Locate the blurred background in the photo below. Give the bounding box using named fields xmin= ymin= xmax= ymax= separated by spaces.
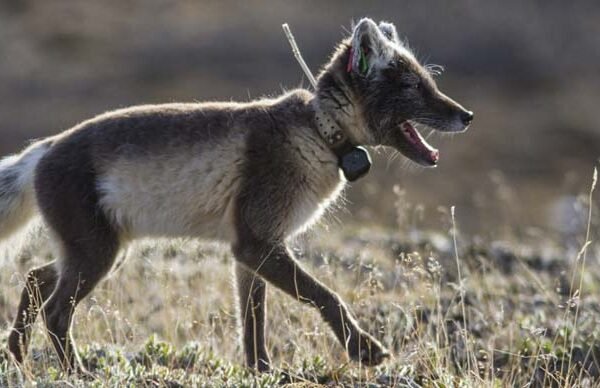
xmin=1 ymin=0 xmax=599 ymax=239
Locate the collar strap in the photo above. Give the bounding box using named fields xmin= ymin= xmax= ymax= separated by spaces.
xmin=314 ymin=107 xmax=372 ymax=182
xmin=314 ymin=108 xmax=348 ymax=150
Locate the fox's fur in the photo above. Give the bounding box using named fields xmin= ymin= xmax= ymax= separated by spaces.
xmin=2 ymin=18 xmax=472 ymax=373
xmin=0 ymin=141 xmax=50 ymax=240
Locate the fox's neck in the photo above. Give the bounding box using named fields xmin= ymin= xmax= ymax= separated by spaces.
xmin=313 ymin=47 xmax=373 ymax=147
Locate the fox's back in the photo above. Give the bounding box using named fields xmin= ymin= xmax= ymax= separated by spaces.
xmin=35 ymin=90 xmax=340 ymax=241
xmin=35 ymin=102 xmax=255 ymax=240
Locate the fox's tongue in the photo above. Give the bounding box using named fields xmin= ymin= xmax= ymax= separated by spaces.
xmin=400 ymin=121 xmax=439 ymax=164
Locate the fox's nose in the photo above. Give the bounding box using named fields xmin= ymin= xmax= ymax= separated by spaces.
xmin=460 ymin=110 xmax=474 ymax=126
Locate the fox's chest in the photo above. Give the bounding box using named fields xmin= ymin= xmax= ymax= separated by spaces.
xmin=285 ymin=174 xmax=345 ymax=237
xmin=280 ymin=136 xmax=344 ymax=237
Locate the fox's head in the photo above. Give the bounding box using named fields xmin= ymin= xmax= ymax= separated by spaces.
xmin=317 ymin=18 xmax=473 ymax=167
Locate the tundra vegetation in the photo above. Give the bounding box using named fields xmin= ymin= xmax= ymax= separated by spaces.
xmin=1 ymin=171 xmax=599 ymax=387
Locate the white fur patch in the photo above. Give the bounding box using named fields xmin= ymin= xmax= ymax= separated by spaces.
xmin=97 ymin=133 xmax=247 ymax=241
xmin=0 ymin=142 xmax=49 ymax=242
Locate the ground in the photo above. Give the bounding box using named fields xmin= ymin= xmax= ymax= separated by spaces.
xmin=1 ymin=189 xmax=599 ymax=387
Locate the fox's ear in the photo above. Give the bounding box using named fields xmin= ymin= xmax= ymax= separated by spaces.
xmin=378 ymin=21 xmax=400 ymax=44
xmin=349 ymin=18 xmax=391 ymax=75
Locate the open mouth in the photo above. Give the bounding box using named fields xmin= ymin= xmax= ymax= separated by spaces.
xmin=399 ymin=121 xmax=439 ymax=166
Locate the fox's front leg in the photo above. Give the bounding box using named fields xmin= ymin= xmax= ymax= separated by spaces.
xmin=235 ymin=262 xmax=270 ymax=371
xmin=232 ymin=237 xmax=389 ymax=366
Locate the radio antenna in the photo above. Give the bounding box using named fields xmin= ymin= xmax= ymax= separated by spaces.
xmin=282 ymin=23 xmax=318 ymax=89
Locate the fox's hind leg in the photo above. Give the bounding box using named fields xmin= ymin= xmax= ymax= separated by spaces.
xmin=41 ymin=238 xmax=118 ymax=373
xmin=235 ymin=263 xmax=270 ymax=371
xmin=37 ymin=205 xmax=119 ymax=373
xmin=32 ymin=147 xmax=120 ymax=373
xmin=8 ymin=262 xmax=58 ymax=363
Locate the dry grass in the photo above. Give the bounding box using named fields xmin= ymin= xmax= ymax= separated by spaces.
xmin=1 ymin=173 xmax=599 ymax=387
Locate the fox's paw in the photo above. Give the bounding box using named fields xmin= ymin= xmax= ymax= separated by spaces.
xmin=71 ymin=363 xmax=96 ymax=380
xmin=348 ymin=332 xmax=390 ymax=366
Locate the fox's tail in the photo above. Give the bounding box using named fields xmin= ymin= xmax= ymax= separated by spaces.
xmin=0 ymin=140 xmax=52 ymax=241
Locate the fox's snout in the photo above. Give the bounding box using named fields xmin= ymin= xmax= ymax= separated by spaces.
xmin=429 ymin=91 xmax=474 ymax=133
xmin=460 ymin=110 xmax=474 ymax=126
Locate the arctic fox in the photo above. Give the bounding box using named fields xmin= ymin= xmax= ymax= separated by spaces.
xmin=3 ymin=18 xmax=472 ymax=372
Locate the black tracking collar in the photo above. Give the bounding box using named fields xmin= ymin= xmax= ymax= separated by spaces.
xmin=337 ymin=145 xmax=371 ymax=182
xmin=314 ymin=108 xmax=372 ymax=182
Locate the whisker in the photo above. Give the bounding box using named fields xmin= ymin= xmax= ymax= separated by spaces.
xmin=386 ymin=150 xmax=400 ymax=170
xmin=425 ymin=64 xmax=445 ymax=77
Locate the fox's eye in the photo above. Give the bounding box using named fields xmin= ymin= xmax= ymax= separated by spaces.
xmin=400 ymin=81 xmax=420 ymax=90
